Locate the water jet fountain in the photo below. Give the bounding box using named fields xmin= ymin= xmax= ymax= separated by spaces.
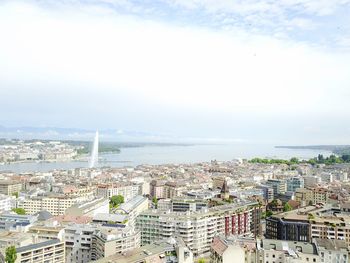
xmin=89 ymin=131 xmax=99 ymax=168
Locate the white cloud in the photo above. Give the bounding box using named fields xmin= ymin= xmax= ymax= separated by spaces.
xmin=0 ymin=1 xmax=349 ymax=116
xmin=0 ymin=1 xmax=350 ymax=144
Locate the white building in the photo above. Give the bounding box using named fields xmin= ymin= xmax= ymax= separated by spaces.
xmin=96 ymin=183 xmax=142 ymax=201
xmin=0 ymin=194 xmax=15 ymax=212
xmin=64 ymin=197 xmax=109 ymax=217
xmin=136 ymin=201 xmax=261 ymax=257
xmin=64 ymin=224 xmax=97 ymax=263
xmin=114 ymin=195 xmax=149 ymax=227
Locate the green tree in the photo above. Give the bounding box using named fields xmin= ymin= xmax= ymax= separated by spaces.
xmin=110 ymin=195 xmax=124 ymax=208
xmin=198 ymin=259 xmax=206 ymax=263
xmin=318 ymin=154 xmax=324 ymax=163
xmin=12 ymin=192 xmax=18 ymax=199
xmin=283 ymin=203 xmax=292 ymax=212
xmin=5 ymin=246 xmax=17 ymax=263
xmin=290 ymin=157 xmax=299 ymax=164
xmin=12 ymin=208 xmax=25 ymax=215
xmin=341 ymin=155 xmax=350 ymax=162
xmin=270 ymin=199 xmax=278 ymax=207
xmin=266 ymin=210 xmax=273 ymax=217
xmin=152 ymin=197 xmax=158 ymax=208
xmin=308 ymin=158 xmax=317 ymax=165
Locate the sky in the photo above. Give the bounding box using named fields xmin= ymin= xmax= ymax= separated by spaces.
xmin=0 ymin=0 xmax=350 ymax=144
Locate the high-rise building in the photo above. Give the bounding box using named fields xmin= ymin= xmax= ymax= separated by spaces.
xmin=136 ymin=201 xmax=261 ymax=257
xmin=266 ymin=179 xmax=286 ymax=198
xmin=286 ymin=177 xmax=304 ymax=192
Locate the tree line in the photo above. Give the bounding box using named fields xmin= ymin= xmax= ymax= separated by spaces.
xmin=249 ymin=154 xmax=350 ymax=166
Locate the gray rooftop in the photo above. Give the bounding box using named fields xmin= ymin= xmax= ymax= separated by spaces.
xmin=16 ymin=239 xmax=61 ymax=253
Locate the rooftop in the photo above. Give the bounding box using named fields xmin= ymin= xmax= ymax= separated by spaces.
xmin=94 ymin=242 xmax=167 ymax=263
xmin=314 ymin=238 xmax=349 ymax=251
xmin=16 ymin=239 xmax=61 ymax=253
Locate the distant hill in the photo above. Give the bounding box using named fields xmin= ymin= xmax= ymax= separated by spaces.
xmin=0 ymin=125 xmax=170 ymax=142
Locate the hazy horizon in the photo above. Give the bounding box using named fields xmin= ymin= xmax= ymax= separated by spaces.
xmin=1 ymin=0 xmax=350 ymax=145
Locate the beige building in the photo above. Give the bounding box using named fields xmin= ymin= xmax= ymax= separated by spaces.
xmin=15 ymin=239 xmax=65 ymax=263
xmin=0 ymin=180 xmax=22 ymax=196
xmin=91 ymin=227 xmax=140 ymax=260
xmin=210 ymin=236 xmax=246 ymax=263
xmin=28 ymin=224 xmax=65 ymax=242
xmin=312 ymin=188 xmax=329 ymax=204
xmin=212 ymin=176 xmax=226 ymax=190
xmin=294 ymin=188 xmax=329 ymax=206
xmin=0 ymin=231 xmax=33 ymax=256
xmin=295 ymin=188 xmax=313 ymax=206
xmin=18 ymin=194 xmax=92 ymax=216
xmin=93 ymin=237 xmax=193 ymax=263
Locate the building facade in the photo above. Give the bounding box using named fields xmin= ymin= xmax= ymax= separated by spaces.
xmin=137 ymin=201 xmax=261 ymax=257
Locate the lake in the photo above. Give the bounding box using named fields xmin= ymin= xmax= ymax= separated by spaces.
xmin=0 ymin=143 xmax=332 ymax=173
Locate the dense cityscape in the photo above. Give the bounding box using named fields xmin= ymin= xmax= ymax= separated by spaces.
xmin=1 ymin=135 xmax=350 ymax=262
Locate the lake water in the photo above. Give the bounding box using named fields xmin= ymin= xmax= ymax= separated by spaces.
xmin=0 ymin=144 xmax=332 ymax=173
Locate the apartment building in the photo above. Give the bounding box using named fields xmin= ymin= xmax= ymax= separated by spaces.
xmin=266 ymin=179 xmax=286 ymax=198
xmin=28 ymin=224 xmax=65 ymax=242
xmin=258 ymin=239 xmax=319 ymax=263
xmin=210 ymin=237 xmax=349 ymax=263
xmin=91 ymin=226 xmax=141 ymax=260
xmin=312 ymin=188 xmax=329 ymax=204
xmin=295 ymin=188 xmax=313 ymax=206
xmin=0 ymin=194 xmax=15 ymax=212
xmin=294 ymin=188 xmax=329 ymax=206
xmin=150 ymin=180 xmax=166 ymax=199
xmin=94 ymin=238 xmax=193 ymax=263
xmin=303 ymin=176 xmax=321 ymax=188
xmin=314 ymin=238 xmax=349 ymax=263
xmin=0 ymin=180 xmax=22 ymax=196
xmin=258 ymin=185 xmax=274 ymax=202
xmin=210 ymin=236 xmax=255 ymax=263
xmin=96 ymin=183 xmax=141 ymax=201
xmin=64 ymin=224 xmax=96 ymax=263
xmin=265 ymin=206 xmax=313 ymax=242
xmin=0 ymin=231 xmax=33 ymax=256
xmin=17 ymin=194 xmax=92 ymax=216
xmin=0 ymin=213 xmax=38 ymax=231
xmin=266 ymin=204 xmax=350 ymax=247
xmin=15 ymin=239 xmax=65 ymax=263
xmin=286 ymin=177 xmax=304 ymax=192
xmin=149 ymin=180 xmax=185 ymax=199
xmin=136 ymin=201 xmax=261 ymax=257
xmin=171 ymin=198 xmax=208 ymax=212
